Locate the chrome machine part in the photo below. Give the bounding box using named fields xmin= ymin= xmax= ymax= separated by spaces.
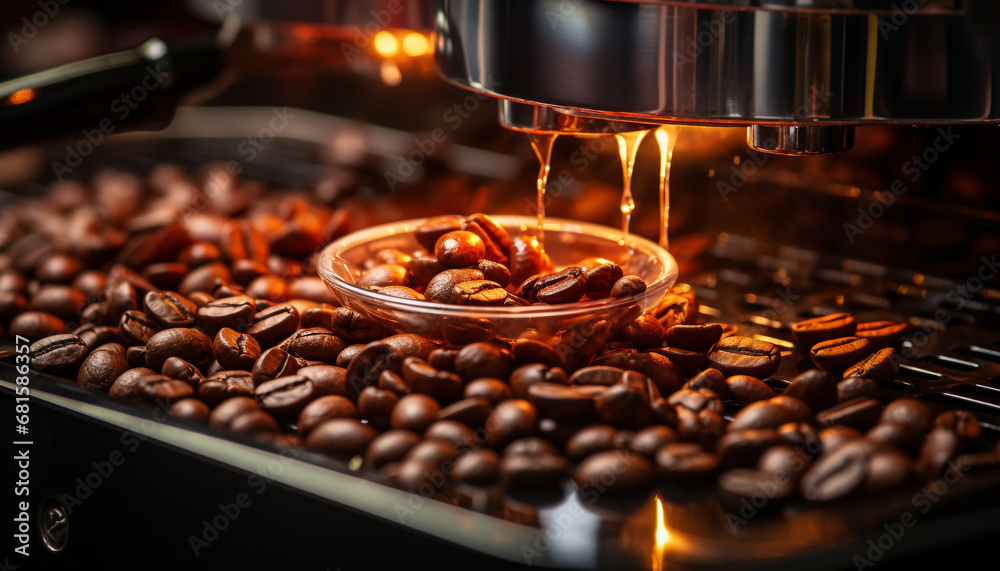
xmin=435 ymin=0 xmax=1000 ymax=154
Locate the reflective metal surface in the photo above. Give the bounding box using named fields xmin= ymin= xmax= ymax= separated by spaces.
xmin=187 ymin=0 xmax=436 ymax=30
xmin=436 ymin=0 xmax=1000 ymax=153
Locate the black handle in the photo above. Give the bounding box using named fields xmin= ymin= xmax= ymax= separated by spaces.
xmin=0 ymin=36 xmax=224 ymax=151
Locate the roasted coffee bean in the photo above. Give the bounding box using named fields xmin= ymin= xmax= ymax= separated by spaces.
xmin=415 ymin=215 xmax=463 ymax=251
xmin=372 ymin=285 xmax=425 ymax=301
xmin=72 ymin=270 xmax=107 ymax=300
xmin=610 ymin=275 xmax=647 ymax=298
xmin=511 ymin=338 xmax=562 ymax=369
xmin=214 ymin=327 xmax=262 ymax=370
xmin=509 ymin=234 xmax=552 ymax=289
xmin=651 ymin=346 xmax=706 ymax=375
xmin=251 ymin=347 xmax=301 ymax=386
xmin=934 ymin=410 xmax=982 ymax=441
xmin=75 ymin=324 xmax=119 ymax=349
xmin=222 ymin=219 xmax=269 ymax=265
xmin=336 ymin=344 xmax=365 ymax=367
xmin=707 ymin=336 xmax=781 ymax=379
xmin=0 ymin=291 xmax=28 ymax=327
xmin=452 ymin=449 xmax=500 ymax=483
xmin=279 ymin=327 xmax=345 ymax=363
xmin=358 ymin=386 xmax=400 ymax=429
xmin=675 ymin=407 xmax=725 ymax=447
xmin=29 ymin=334 xmax=88 ymax=372
xmin=188 ymin=292 xmax=215 ymax=308
xmin=855 ymin=321 xmax=907 ymax=350
xmin=390 ymin=393 xmax=442 ymax=433
xmin=208 ymin=396 xmax=262 ymax=432
xmin=473 ymin=259 xmax=511 ymax=288
xmin=504 ymin=437 xmax=558 ymax=459
xmin=143 ymin=262 xmax=189 ymax=291
xmin=139 ymin=375 xmax=195 ymax=404
xmin=425 ymin=420 xmax=477 ymax=450
xmin=449 ymin=280 xmax=507 ymax=306
xmin=198 ymin=370 xmax=255 ymax=406
xmin=584 ymin=262 xmax=624 ymax=299
xmin=378 ymin=369 xmax=412 ymax=396
xmin=576 ymin=450 xmax=653 ymax=494
xmin=843 ymin=347 xmax=898 ymax=388
xmin=595 ymin=378 xmax=653 ymax=429
xmin=462 ymin=213 xmax=512 ymax=263
xmin=464 ymin=378 xmax=512 ymax=406
xmin=837 ymin=376 xmax=883 ymax=403
xmin=168 ymin=398 xmax=211 ymax=424
xmin=866 ymin=422 xmax=924 ymax=455
xmin=298 ymin=365 xmax=350 ymax=397
xmin=757 ymin=445 xmax=812 ymax=485
xmin=229 ymin=409 xmax=281 ymax=438
xmin=718 ymin=467 xmax=795 ymax=511
xmin=178 ymin=241 xmax=223 ymax=269
xmin=145 ymin=328 xmax=213 ymax=371
xmin=815 ymin=397 xmax=882 ymax=432
xmin=486 ymin=399 xmax=538 ymax=449
xmin=526 ymin=383 xmax=599 ymax=421
xmin=77 ymin=343 xmax=129 ymax=391
xmin=329 ymin=307 xmax=385 ymax=344
xmin=777 ymin=423 xmax=822 ymax=453
xmin=570 ymin=365 xmax=625 ymax=387
xmin=916 ymin=427 xmax=963 ymax=481
xmin=364 ymin=430 xmax=422 ymax=468
xmin=9 ymin=311 xmax=66 ymax=341
xmin=629 ymin=425 xmax=677 ymax=458
xmin=35 ymin=254 xmax=83 ymax=284
xmin=424 ymin=269 xmax=484 ymax=303
xmin=510 ymin=363 xmax=565 ymax=398
xmin=256 ymin=375 xmax=315 ymax=419
xmin=197 ymin=295 xmax=256 ymax=331
xmin=880 ymin=398 xmax=933 ymax=436
xmin=454 ymin=342 xmax=515 ymax=381
xmin=667 ymin=388 xmax=724 ymax=414
xmin=306 ymin=418 xmax=377 ymax=461
xmin=810 ymin=336 xmax=872 ymax=374
xmin=681 ymin=368 xmax=724 ymax=399
xmin=499 ymin=452 xmax=566 ymax=487
xmin=358 ymin=263 xmax=415 ymax=289
xmin=297 ymin=395 xmax=358 ymax=436
xmin=30 ymin=285 xmax=87 ymax=321
xmin=729 ymin=397 xmax=813 ymax=431
xmin=108 ymin=367 xmax=156 ymax=400
xmin=782 ymin=369 xmax=838 ymax=412
xmin=663 ymin=323 xmax=724 ymax=353
xmin=791 ymin=313 xmax=856 ymax=348
xmin=118 ymin=310 xmax=158 ymax=346
xmin=179 ymin=262 xmax=232 ymax=296
xmin=411 ymin=253 xmax=447 ymax=285
xmin=127 ymin=345 xmax=147 ymax=368
xmin=655 ymin=442 xmax=720 ymax=483
xmin=436 ymin=397 xmax=491 ymax=427
xmin=800 ymin=439 xmax=884 ymax=501
xmin=612 ymin=314 xmax=665 ymax=348
xmin=528 ymin=267 xmax=588 ymax=304
xmin=434 ymin=230 xmax=485 ymax=268
xmin=716 ymin=428 xmax=785 ymax=468
xmin=245 ymin=275 xmax=288 ymax=303
xmin=565 ymin=425 xmax=620 ymax=461
xmin=401 ymin=357 xmax=463 ymax=403
xmin=862 ymin=447 xmax=912 ymax=494
xmin=441 ymin=318 xmax=495 ymax=345
xmin=345 ymin=342 xmax=404 ymax=398
xmin=405 ymin=438 xmax=458 ymax=468
xmin=819 ymin=426 xmax=864 ymax=455
xmin=246 ymin=304 xmax=299 ymax=348
xmin=161 ymin=356 xmax=204 ymax=387
xmin=724 ymin=375 xmax=775 ymax=405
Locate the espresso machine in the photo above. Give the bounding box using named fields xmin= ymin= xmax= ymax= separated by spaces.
xmin=2 ymin=1 xmax=1000 ymax=570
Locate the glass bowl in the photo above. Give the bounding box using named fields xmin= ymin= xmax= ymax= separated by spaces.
xmin=317 ymin=215 xmax=678 ymax=342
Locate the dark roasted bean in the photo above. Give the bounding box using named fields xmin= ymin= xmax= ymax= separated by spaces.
xmin=716 ymin=428 xmax=785 ymax=468
xmin=358 ymin=386 xmax=400 ymax=429
xmin=246 ymin=304 xmax=299 ymax=348
xmin=575 ymin=450 xmax=653 ymax=494
xmin=214 ymin=327 xmax=262 ymax=370
xmin=179 ymin=262 xmax=232 ymax=297
xmin=815 ymin=397 xmax=882 ymax=432
xmin=791 ymin=313 xmax=856 ymax=348
xmin=118 ymin=310 xmax=158 ymax=347
xmin=455 ymin=342 xmax=515 ymax=381
xmin=452 ymin=449 xmax=500 ymax=483
xmin=255 ymin=375 xmax=315 ymax=419
xmin=126 ymin=345 xmax=147 ymax=368
xmin=500 ymin=452 xmax=566 ymax=487
xmin=610 ymin=275 xmax=647 ymax=298
xmin=707 ymin=336 xmax=781 ymax=379
xmin=78 ymin=342 xmax=129 ymax=391
xmin=330 ymin=307 xmax=386 ymax=344
xmin=197 ymin=295 xmax=256 ymax=331
xmin=782 ymin=369 xmax=838 ymax=412
xmin=109 ymin=367 xmax=156 ymax=400
xmin=139 ymin=375 xmax=195 ymax=405
xmin=462 ymin=213 xmax=512 ymax=264
xmin=298 ymin=365 xmax=350 ymax=398
xmin=473 ymin=259 xmax=511 ymax=288
xmin=509 ymin=234 xmax=551 ymax=289
xmin=358 ymin=264 xmax=413 ymax=289
xmin=655 ymin=442 xmax=720 ymax=483
xmin=663 ymin=323 xmax=723 ymax=352
xmin=297 ymin=395 xmax=358 ymax=436
xmin=415 ymin=215 xmax=463 ymax=251
xmin=565 ymin=424 xmax=619 ymax=461
xmin=222 ymin=219 xmax=269 ymax=265
xmin=208 ymin=396 xmax=262 ymax=432
xmin=612 ymin=314 xmax=665 ymax=348
xmin=198 ymin=370 xmax=255 ymax=406
xmin=364 ymin=430 xmax=422 ymax=468
xmin=810 ymin=336 xmax=873 ymax=374
xmin=843 ymin=347 xmax=898 ymax=388
xmin=251 ymin=347 xmax=301 ymax=386
xmin=424 ymin=269 xmax=484 ymax=304
xmin=451 ymin=280 xmax=508 ymax=306
xmin=29 ymin=334 xmax=88 ymax=372
xmin=584 ymin=262 xmax=624 ymax=299
xmin=9 ymin=311 xmax=66 ymax=341
xmin=279 ymin=327 xmax=346 ymax=364
xmin=306 ymin=418 xmax=377 ymax=461
xmin=145 ymin=328 xmax=213 ymax=371
xmin=390 ymin=393 xmax=442 ymax=433
xmin=724 ymin=375 xmax=774 ymax=405
xmin=401 ymin=357 xmax=463 ymax=403
xmin=933 ymin=410 xmax=982 ymax=441
xmin=168 ymin=398 xmax=211 ymax=424
xmin=486 ymin=399 xmax=538 ymax=449
xmin=837 ymin=376 xmax=883 ymax=403
xmin=855 ymin=321 xmax=907 ymax=350
xmin=161 ymin=356 xmax=204 ymax=387
xmin=464 ymin=378 xmax=512 ymax=406
xmin=378 ymin=369 xmax=412 ymax=396
xmin=30 ymin=285 xmax=87 ymax=321
xmin=345 ymin=342 xmax=404 ymax=398
xmin=372 ymin=285 xmax=425 ymax=301
xmin=729 ymin=397 xmax=813 ymax=431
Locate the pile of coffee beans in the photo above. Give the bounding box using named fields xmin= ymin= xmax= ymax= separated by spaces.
xmin=356 ymin=213 xmax=648 ymax=306
xmin=2 ymin=167 xmax=998 ymax=512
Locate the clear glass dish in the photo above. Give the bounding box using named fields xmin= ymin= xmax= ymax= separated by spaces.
xmin=317 ymin=215 xmax=678 ymax=342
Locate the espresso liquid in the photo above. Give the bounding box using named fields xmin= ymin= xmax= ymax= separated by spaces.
xmin=528 ymin=132 xmax=558 ymax=249
xmin=614 ymin=130 xmax=650 ymax=247
xmin=654 ymin=125 xmax=680 ymax=251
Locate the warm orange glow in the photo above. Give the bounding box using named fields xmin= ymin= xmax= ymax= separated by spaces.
xmin=8 ymin=89 xmax=35 ymax=105
xmin=402 ymin=32 xmax=430 ymax=57
xmin=653 ymin=497 xmax=669 ymax=571
xmin=373 ymin=31 xmax=399 ymax=56
xmin=379 ymin=61 xmax=402 ymax=86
